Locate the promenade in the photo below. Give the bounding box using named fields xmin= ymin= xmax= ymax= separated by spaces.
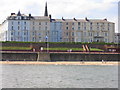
xmin=0 ymin=61 xmax=119 ymax=65
xmin=1 ymin=50 xmax=119 ymax=54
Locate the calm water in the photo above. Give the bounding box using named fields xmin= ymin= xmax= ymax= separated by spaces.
xmin=1 ymin=64 xmax=118 ymax=88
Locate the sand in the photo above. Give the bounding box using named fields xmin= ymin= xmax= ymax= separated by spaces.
xmin=0 ymin=61 xmax=119 ymax=65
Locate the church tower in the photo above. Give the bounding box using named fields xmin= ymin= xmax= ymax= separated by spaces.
xmin=44 ymin=2 xmax=48 ymax=16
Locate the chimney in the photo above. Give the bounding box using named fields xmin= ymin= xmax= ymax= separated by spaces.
xmin=85 ymin=17 xmax=89 ymax=21
xmin=73 ymin=18 xmax=77 ymax=21
xmin=62 ymin=17 xmax=65 ymax=21
xmin=11 ymin=13 xmax=15 ymax=15
xmin=104 ymin=18 xmax=107 ymax=21
xmin=29 ymin=14 xmax=31 ymax=17
xmin=49 ymin=14 xmax=52 ymax=22
xmin=49 ymin=14 xmax=52 ymax=19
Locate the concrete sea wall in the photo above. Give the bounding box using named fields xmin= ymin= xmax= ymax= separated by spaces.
xmin=50 ymin=53 xmax=119 ymax=61
xmin=2 ymin=53 xmax=38 ymax=61
xmin=1 ymin=52 xmax=119 ymax=61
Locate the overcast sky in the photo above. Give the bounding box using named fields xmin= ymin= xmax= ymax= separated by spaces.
xmin=0 ymin=0 xmax=119 ymax=32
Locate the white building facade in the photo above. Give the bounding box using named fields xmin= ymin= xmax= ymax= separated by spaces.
xmin=0 ymin=3 xmax=115 ymax=43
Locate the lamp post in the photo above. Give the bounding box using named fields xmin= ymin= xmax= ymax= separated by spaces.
xmin=46 ymin=36 xmax=49 ymax=53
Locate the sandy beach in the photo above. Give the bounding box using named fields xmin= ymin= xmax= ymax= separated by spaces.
xmin=0 ymin=61 xmax=119 ymax=65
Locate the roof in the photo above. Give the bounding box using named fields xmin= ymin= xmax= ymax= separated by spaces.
xmin=51 ymin=18 xmax=114 ymax=23
xmin=33 ymin=16 xmax=50 ymax=20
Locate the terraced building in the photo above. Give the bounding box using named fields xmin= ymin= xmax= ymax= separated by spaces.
xmin=0 ymin=2 xmax=115 ymax=43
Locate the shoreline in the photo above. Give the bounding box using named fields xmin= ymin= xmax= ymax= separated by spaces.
xmin=0 ymin=61 xmax=119 ymax=65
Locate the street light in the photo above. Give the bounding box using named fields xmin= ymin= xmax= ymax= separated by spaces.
xmin=45 ymin=36 xmax=49 ymax=53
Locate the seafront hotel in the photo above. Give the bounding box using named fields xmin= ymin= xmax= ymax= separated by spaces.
xmin=0 ymin=2 xmax=115 ymax=43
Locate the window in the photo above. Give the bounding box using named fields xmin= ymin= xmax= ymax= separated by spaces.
xmin=24 ymin=37 xmax=26 ymax=41
xmin=32 ymin=37 xmax=35 ymax=41
xmin=90 ymin=22 xmax=92 ymax=25
xmin=78 ymin=27 xmax=80 ymax=30
xmin=66 ymin=32 xmax=68 ymax=36
xmin=89 ymin=32 xmax=90 ymax=36
xmin=45 ymin=22 xmax=47 ymax=25
xmin=11 ymin=32 xmax=13 ymax=35
xmin=24 ymin=22 xmax=26 ymax=25
xmin=11 ymin=26 xmax=14 ymax=30
xmin=72 ymin=32 xmax=74 ymax=36
xmin=46 ymin=32 xmax=48 ymax=35
xmin=33 ymin=22 xmax=34 ymax=25
xmin=39 ymin=37 xmax=41 ymax=39
xmin=77 ymin=32 xmax=81 ymax=36
xmin=72 ymin=27 xmax=74 ymax=30
xmin=97 ymin=27 xmax=99 ymax=30
xmin=24 ymin=26 xmax=26 ymax=30
xmin=66 ymin=22 xmax=68 ymax=25
xmin=84 ymin=22 xmax=86 ymax=25
xmin=105 ymin=39 xmax=107 ymax=42
xmin=18 ymin=26 xmax=20 ymax=30
xmin=84 ymin=27 xmax=86 ymax=30
xmin=66 ymin=27 xmax=68 ymax=30
xmin=33 ymin=27 xmax=35 ymax=30
xmin=39 ymin=22 xmax=41 ymax=25
xmin=39 ymin=27 xmax=41 ymax=30
xmin=11 ymin=37 xmax=13 ymax=41
xmin=84 ymin=32 xmax=86 ymax=36
xmin=12 ymin=22 xmax=14 ymax=25
xmin=90 ymin=33 xmax=92 ymax=36
xmin=78 ymin=22 xmax=80 ymax=25
xmin=18 ymin=32 xmax=19 ymax=35
xmin=97 ymin=32 xmax=99 ymax=36
xmin=39 ymin=33 xmax=41 ymax=35
xmin=24 ymin=32 xmax=26 ymax=35
xmin=72 ymin=38 xmax=74 ymax=41
xmin=72 ymin=23 xmax=74 ymax=25
xmin=105 ymin=32 xmax=108 ymax=36
xmin=18 ymin=22 xmax=20 ymax=25
xmin=90 ymin=27 xmax=92 ymax=30
xmin=45 ymin=27 xmax=47 ymax=30
xmin=33 ymin=32 xmax=35 ymax=35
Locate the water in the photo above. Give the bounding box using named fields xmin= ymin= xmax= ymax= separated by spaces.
xmin=1 ymin=64 xmax=118 ymax=88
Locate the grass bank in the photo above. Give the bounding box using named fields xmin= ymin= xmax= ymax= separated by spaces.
xmin=0 ymin=46 xmax=104 ymax=51
xmin=0 ymin=47 xmax=32 ymax=50
xmin=44 ymin=47 xmax=104 ymax=51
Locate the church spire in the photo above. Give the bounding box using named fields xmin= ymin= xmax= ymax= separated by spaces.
xmin=44 ymin=2 xmax=48 ymax=16
xmin=17 ymin=10 xmax=21 ymax=16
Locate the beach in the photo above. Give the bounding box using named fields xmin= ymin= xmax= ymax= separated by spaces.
xmin=0 ymin=61 xmax=119 ymax=65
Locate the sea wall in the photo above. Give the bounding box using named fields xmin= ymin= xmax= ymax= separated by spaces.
xmin=1 ymin=52 xmax=119 ymax=61
xmin=50 ymin=53 xmax=119 ymax=61
xmin=2 ymin=52 xmax=38 ymax=61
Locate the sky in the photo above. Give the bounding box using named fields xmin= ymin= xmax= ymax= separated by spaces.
xmin=0 ymin=0 xmax=119 ymax=32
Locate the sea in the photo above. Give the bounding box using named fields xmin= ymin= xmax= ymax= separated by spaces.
xmin=0 ymin=64 xmax=118 ymax=88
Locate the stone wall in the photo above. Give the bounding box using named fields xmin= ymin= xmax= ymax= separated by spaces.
xmin=2 ymin=53 xmax=38 ymax=61
xmin=1 ymin=52 xmax=119 ymax=61
xmin=50 ymin=53 xmax=119 ymax=61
